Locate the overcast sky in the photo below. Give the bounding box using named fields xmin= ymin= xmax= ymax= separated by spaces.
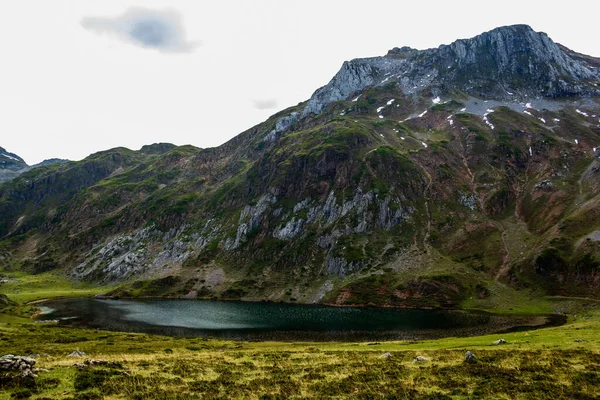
xmin=1 ymin=1 xmax=599 ymax=164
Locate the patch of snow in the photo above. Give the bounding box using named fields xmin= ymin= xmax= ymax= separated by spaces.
xmin=507 ymin=91 xmax=514 ymax=95
xmin=449 ymin=119 xmax=454 ymax=126
xmin=524 ymin=110 xmax=533 ymax=116
xmin=539 ymin=118 xmax=546 ymax=123
xmin=400 ymin=137 xmax=405 ymax=140
xmin=380 ymin=134 xmax=384 ymax=137
xmin=460 ymin=108 xmax=466 ymax=112
xmin=386 ymin=99 xmax=395 ymax=106
xmin=553 ymin=118 xmax=561 ymax=122
xmin=421 ymin=142 xmax=428 ymax=148
xmin=339 ymin=112 xmax=345 ymax=116
xmin=594 ymin=147 xmax=597 ymax=152
xmin=432 ymin=97 xmax=441 ymax=104
xmin=352 ymin=95 xmax=361 ymax=102
xmin=526 ymin=102 xmax=533 ymax=109
xmin=575 ymin=139 xmax=579 ymax=145
xmin=378 ymin=115 xmax=384 ymax=119
xmin=529 ymin=146 xmax=533 ymax=156
xmin=483 ymin=109 xmax=495 ymax=130
xmin=380 ymin=77 xmax=390 ymax=84
xmin=377 ymin=106 xmax=385 ymax=113
xmin=418 ymin=110 xmax=428 ymax=118
xmin=576 ymin=109 xmax=589 ymax=117
xmin=1 ymin=153 xmax=19 ymax=161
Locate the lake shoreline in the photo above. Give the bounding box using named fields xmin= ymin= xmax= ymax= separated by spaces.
xmin=32 ymin=297 xmax=566 ymax=342
xmin=28 ymin=293 xmax=561 ymax=317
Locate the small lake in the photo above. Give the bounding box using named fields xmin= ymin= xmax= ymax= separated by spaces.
xmin=36 ymin=298 xmax=559 ymax=341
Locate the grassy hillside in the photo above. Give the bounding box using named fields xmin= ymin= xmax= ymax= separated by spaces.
xmin=0 ymin=87 xmax=599 ymax=309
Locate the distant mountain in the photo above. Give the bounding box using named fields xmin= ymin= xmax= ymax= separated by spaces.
xmin=0 ymin=26 xmax=599 ymax=310
xmin=0 ymin=147 xmax=27 ymax=182
xmin=0 ymin=147 xmax=69 ymax=183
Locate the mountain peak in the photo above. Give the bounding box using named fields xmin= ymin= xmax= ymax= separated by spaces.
xmin=0 ymin=146 xmax=28 ymax=183
xmin=302 ymin=25 xmax=600 ymax=117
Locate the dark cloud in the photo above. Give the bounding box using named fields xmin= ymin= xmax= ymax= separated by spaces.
xmin=82 ymin=7 xmax=199 ymax=53
xmin=252 ymin=99 xmax=279 ymax=110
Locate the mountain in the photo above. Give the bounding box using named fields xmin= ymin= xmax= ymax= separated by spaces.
xmin=0 ymin=147 xmax=69 ymax=183
xmin=0 ymin=147 xmax=27 ymax=183
xmin=1 ymin=25 xmax=599 ymax=309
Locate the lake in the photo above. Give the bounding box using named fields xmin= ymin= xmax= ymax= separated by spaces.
xmin=36 ymin=298 xmax=559 ymax=341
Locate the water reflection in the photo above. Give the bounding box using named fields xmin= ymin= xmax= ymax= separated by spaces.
xmin=37 ymin=298 xmax=551 ymax=341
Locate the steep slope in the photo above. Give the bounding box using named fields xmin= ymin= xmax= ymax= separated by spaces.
xmin=1 ymin=25 xmax=599 ymax=309
xmin=0 ymin=147 xmax=27 ymax=183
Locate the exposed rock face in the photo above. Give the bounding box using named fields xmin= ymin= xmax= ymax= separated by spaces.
xmin=431 ymin=25 xmax=599 ymax=98
xmin=224 ymin=194 xmax=277 ymax=250
xmin=264 ymin=112 xmax=300 ymax=142
xmin=72 ymin=226 xmax=193 ymax=283
xmin=458 ymin=191 xmax=478 ymax=211
xmin=300 ymin=24 xmax=600 ymax=119
xmin=303 ymin=59 xmax=393 ymax=117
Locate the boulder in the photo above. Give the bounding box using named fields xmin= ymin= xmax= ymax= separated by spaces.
xmin=379 ymin=352 xmax=392 ymax=359
xmin=67 ymin=350 xmax=87 ymax=357
xmin=413 ymin=356 xmax=429 ymax=363
xmin=0 ymin=354 xmax=39 ymax=378
xmin=465 ymin=351 xmax=478 ymax=363
xmin=492 ymin=339 xmax=507 ymax=345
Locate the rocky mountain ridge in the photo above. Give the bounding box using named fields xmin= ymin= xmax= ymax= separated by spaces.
xmin=301 ymin=25 xmax=600 ymax=118
xmin=0 ymin=147 xmax=68 ymax=183
xmin=0 ymin=25 xmax=599 ymax=310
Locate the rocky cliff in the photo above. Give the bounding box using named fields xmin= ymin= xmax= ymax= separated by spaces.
xmin=1 ymin=25 xmax=599 ymax=309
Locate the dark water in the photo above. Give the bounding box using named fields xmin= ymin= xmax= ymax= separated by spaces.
xmin=36 ymin=298 xmax=557 ymax=341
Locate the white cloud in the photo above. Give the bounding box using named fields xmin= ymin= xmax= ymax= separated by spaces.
xmin=81 ymin=7 xmax=199 ymax=53
xmin=252 ymin=99 xmax=279 ymax=110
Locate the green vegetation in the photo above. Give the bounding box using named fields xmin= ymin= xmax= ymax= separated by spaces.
xmin=1 ymin=298 xmax=600 ymax=399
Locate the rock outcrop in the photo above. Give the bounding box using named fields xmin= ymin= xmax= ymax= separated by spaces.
xmin=0 ymin=355 xmax=41 ymax=378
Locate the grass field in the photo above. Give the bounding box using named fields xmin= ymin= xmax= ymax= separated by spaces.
xmin=1 ymin=273 xmax=600 ymax=399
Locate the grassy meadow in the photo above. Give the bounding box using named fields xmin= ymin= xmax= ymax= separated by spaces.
xmin=1 ymin=272 xmax=600 ymax=399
